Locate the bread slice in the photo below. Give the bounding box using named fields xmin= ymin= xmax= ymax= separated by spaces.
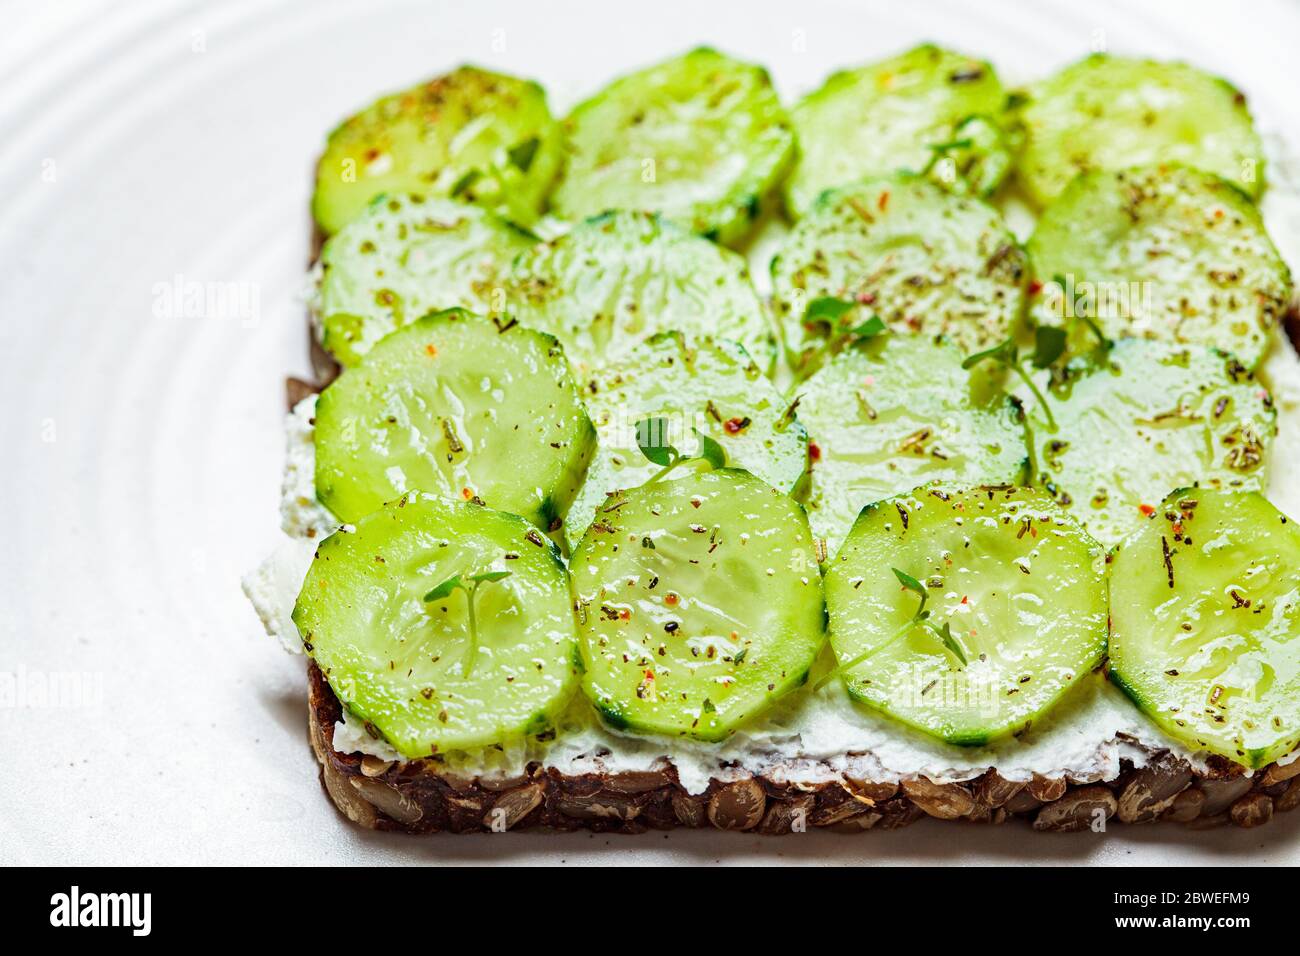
xmin=295 ymin=229 xmax=1300 ymax=835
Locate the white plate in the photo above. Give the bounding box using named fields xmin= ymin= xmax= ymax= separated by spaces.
xmin=3 ymin=0 xmax=1298 ymax=865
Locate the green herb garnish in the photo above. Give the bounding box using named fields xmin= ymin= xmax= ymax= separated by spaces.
xmin=887 ymin=568 xmax=969 ymax=666
xmin=814 ymin=566 xmax=969 ymax=691
xmin=507 ymin=137 xmax=541 ymax=173
xmin=1049 ymin=273 xmax=1115 ymax=361
xmin=805 ymin=295 xmax=855 ymax=327
xmin=449 ymin=168 xmax=482 ymax=198
xmin=635 ymin=416 xmax=727 ymax=482
xmin=800 ymin=297 xmax=889 ymax=370
xmin=804 ymin=297 xmax=889 ymax=344
xmin=423 ymin=568 xmax=513 ymax=678
xmin=962 ymin=327 xmax=1065 ymax=430
xmin=920 ymin=137 xmax=974 ymax=176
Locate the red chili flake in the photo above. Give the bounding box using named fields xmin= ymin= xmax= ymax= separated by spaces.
xmin=856 ymin=291 xmax=877 ymax=305
xmin=461 ymin=487 xmax=473 ymax=500
xmin=877 ymin=190 xmax=890 ymax=212
xmin=665 ymin=593 xmax=679 ymax=606
xmin=809 ymin=442 xmax=822 ymax=462
xmin=1173 ymin=520 xmax=1184 ymax=536
xmin=1027 ymin=280 xmax=1043 ymax=295
xmin=1139 ymin=503 xmax=1156 ymax=517
xmin=619 ymin=608 xmax=631 ymax=621
xmin=424 ymin=344 xmax=438 ymax=357
xmin=723 ymin=416 xmax=750 ymax=435
xmin=960 ymin=595 xmax=969 ymax=605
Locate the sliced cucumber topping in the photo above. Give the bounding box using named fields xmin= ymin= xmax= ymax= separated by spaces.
xmin=312 ymin=66 xmax=563 ymax=234
xmin=571 ymin=468 xmax=825 ymax=741
xmin=771 ymin=176 xmax=1027 ymax=376
xmin=568 ymin=333 xmax=808 ymax=549
xmin=824 ymin=485 xmax=1108 ymax=746
xmin=1015 ymin=54 xmax=1266 ymax=208
xmin=1027 ymin=165 xmax=1291 ymax=369
xmin=1109 ymin=490 xmax=1300 ymax=769
xmin=293 ymin=493 xmax=580 ymax=757
xmin=798 ymin=335 xmax=1029 ymax=552
xmin=551 ymin=47 xmax=794 ymax=246
xmin=504 ymin=211 xmax=775 ymax=377
xmin=314 ymin=309 xmax=595 ymax=529
xmin=785 ymin=44 xmax=1011 ymax=216
xmin=1033 ymin=339 xmax=1276 ymax=547
xmin=314 ymin=195 xmax=537 ymax=366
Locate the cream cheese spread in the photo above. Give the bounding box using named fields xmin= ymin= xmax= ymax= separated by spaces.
xmin=279 ymin=395 xmax=337 ymax=540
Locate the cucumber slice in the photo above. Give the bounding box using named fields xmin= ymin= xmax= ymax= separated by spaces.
xmin=1109 ymin=489 xmax=1300 ymax=768
xmin=314 ymin=195 xmax=537 ymax=366
xmin=824 ymin=485 xmax=1108 ymax=746
xmin=771 ymin=176 xmax=1028 ymax=375
xmin=785 ymin=44 xmax=1011 ymax=217
xmin=798 ymin=334 xmax=1029 ymax=553
xmin=504 ymin=211 xmax=775 ymax=377
xmin=312 ymin=66 xmax=563 ymax=234
xmin=314 ymin=309 xmax=596 ymax=529
xmin=1027 ymin=165 xmax=1291 ymax=369
xmin=293 ymin=493 xmax=580 ymax=756
xmin=571 ymin=468 xmax=825 ymax=741
xmin=1033 ymin=339 xmax=1276 ymax=547
xmin=1015 ymin=54 xmax=1266 ymax=208
xmin=567 ymin=333 xmax=808 ymax=550
xmin=551 ymin=47 xmax=794 ymax=246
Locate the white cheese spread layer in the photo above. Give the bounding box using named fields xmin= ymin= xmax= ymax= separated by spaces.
xmin=279 ymin=395 xmax=337 ymax=540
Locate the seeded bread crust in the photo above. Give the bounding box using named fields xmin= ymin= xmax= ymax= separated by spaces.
xmin=307 ymin=661 xmax=1300 ymax=834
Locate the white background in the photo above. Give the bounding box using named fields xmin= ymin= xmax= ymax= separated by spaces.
xmin=2 ymin=0 xmax=1298 ymax=865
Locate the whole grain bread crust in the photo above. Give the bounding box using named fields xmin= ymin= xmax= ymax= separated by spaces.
xmin=307 ymin=662 xmax=1300 ymax=834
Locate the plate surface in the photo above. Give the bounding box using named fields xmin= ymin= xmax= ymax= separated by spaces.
xmin=3 ymin=0 xmax=1299 ymax=865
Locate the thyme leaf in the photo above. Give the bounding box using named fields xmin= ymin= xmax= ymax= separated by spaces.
xmin=507 ymin=136 xmax=540 ymax=172
xmin=814 ymin=566 xmax=969 ymax=691
xmin=962 ymin=335 xmax=1059 ymax=432
xmin=804 ymin=295 xmax=855 ymax=327
xmin=1049 ymin=273 xmax=1115 ymax=360
xmin=634 ymin=417 xmax=728 ymax=482
xmin=1030 ymin=325 xmax=1068 ymax=370
xmin=422 ymin=568 xmax=514 ymax=677
xmin=423 ymin=575 xmax=463 ymax=603
xmin=800 ymin=297 xmax=889 ymax=371
xmin=635 ymin=416 xmax=678 ymax=466
xmin=695 ymin=431 xmax=727 ymax=470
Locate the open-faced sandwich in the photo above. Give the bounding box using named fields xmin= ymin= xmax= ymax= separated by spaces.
xmin=245 ymin=45 xmax=1300 ymax=834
